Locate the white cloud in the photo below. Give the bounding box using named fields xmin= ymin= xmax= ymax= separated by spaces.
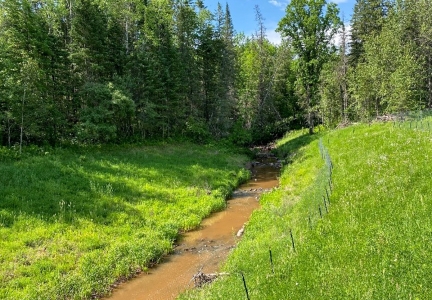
xmin=268 ymin=0 xmax=288 ymax=10
xmin=267 ymin=22 xmax=351 ymax=47
xmin=270 ymin=0 xmax=348 ymax=7
xmin=332 ymin=23 xmax=351 ymax=48
xmin=267 ymin=27 xmax=282 ymax=45
xmin=269 ymin=0 xmax=284 ymax=7
xmin=266 ymin=22 xmax=351 ymax=47
xmin=244 ymin=23 xmax=282 ymax=45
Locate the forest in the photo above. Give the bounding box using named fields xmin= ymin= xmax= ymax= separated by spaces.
xmin=1 ymin=1 xmax=432 ymax=299
xmin=1 ymin=0 xmax=430 ymax=148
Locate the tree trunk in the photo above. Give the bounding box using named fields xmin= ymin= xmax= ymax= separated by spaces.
xmin=339 ymin=20 xmax=349 ymax=123
xmin=428 ymin=54 xmax=432 ymax=107
xmin=307 ymin=85 xmax=314 ymax=134
xmin=20 ymin=88 xmax=26 ymax=155
xmin=308 ymin=110 xmax=314 ymax=134
xmin=7 ymin=118 xmax=11 ymax=148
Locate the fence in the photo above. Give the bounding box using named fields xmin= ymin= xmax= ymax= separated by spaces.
xmin=238 ymin=137 xmax=334 ymax=299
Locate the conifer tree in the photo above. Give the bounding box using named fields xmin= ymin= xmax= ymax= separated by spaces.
xmin=350 ymin=9 xmax=420 ymax=118
xmin=173 ymin=0 xmax=200 ymax=124
xmin=0 ymin=0 xmax=69 ymax=146
xmin=349 ymin=0 xmax=390 ymax=66
xmin=399 ymin=0 xmax=432 ymax=107
xmin=320 ymin=21 xmax=350 ymax=126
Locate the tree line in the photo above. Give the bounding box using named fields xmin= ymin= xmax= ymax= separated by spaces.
xmin=0 ymin=0 xmax=298 ymax=147
xmin=278 ymin=0 xmax=432 ymax=133
xmin=1 ymin=0 xmax=431 ymax=148
xmin=320 ymin=0 xmax=432 ymax=128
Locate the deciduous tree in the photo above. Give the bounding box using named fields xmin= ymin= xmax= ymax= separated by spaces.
xmin=278 ymin=0 xmax=341 ymax=134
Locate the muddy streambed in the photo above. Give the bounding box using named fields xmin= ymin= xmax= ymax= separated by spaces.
xmin=108 ymin=154 xmax=281 ymax=300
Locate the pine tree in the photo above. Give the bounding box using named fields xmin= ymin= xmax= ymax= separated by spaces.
xmin=399 ymin=0 xmax=432 ymax=107
xmin=134 ymin=0 xmax=183 ymax=139
xmin=173 ymin=0 xmax=200 ymax=125
xmin=350 ymin=10 xmax=421 ymax=118
xmin=0 ymin=0 xmax=70 ymax=146
xmin=211 ymin=2 xmax=237 ymax=137
xmin=320 ymin=21 xmax=350 ymax=126
xmin=349 ymin=0 xmax=390 ymax=66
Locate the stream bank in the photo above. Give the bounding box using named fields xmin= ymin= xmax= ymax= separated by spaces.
xmin=107 ymin=152 xmax=281 ymax=300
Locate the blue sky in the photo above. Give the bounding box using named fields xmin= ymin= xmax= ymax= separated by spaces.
xmin=204 ymin=0 xmax=356 ymax=44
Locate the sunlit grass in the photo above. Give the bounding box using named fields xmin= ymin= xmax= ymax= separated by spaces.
xmin=0 ymin=143 xmax=249 ymax=299
xmin=180 ymin=123 xmax=432 ymax=299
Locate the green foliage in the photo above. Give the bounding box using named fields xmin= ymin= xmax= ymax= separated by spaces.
xmin=180 ymin=123 xmax=432 ymax=299
xmin=2 ymin=0 xmax=432 ymax=146
xmin=74 ymin=82 xmax=135 ymax=144
xmin=320 ymin=21 xmax=350 ymax=128
xmin=0 ymin=143 xmax=249 ymax=299
xmin=349 ymin=0 xmax=390 ymax=66
xmin=278 ymin=0 xmax=341 ymax=133
xmin=110 ymin=84 xmax=136 ymax=136
xmin=350 ymin=9 xmax=423 ymax=119
xmin=320 ymin=57 xmax=344 ymax=126
xmin=227 ymin=119 xmax=252 ymax=147
xmin=235 ymin=18 xmax=298 ymax=144
xmin=184 ymin=118 xmax=211 ymax=143
xmin=76 ymin=82 xmax=125 ymax=143
xmin=0 ymin=0 xmax=244 ymax=145
xmin=397 ymin=0 xmax=432 ymax=107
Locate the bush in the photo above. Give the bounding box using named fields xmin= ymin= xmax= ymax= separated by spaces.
xmin=228 ymin=120 xmax=252 ymax=147
xmin=184 ymin=118 xmax=211 ymax=143
xmin=75 ymin=82 xmax=135 ymax=144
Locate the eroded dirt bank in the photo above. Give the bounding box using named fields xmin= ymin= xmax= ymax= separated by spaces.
xmin=107 ymin=153 xmax=280 ymax=300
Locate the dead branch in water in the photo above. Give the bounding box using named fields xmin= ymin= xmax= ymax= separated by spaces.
xmin=190 ymin=270 xmax=230 ymax=288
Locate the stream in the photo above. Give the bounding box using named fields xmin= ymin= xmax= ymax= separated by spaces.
xmin=107 ymin=153 xmax=280 ymax=300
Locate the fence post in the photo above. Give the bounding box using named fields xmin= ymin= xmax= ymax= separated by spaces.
xmin=269 ymin=248 xmax=274 ymax=274
xmin=290 ymin=229 xmax=296 ymax=252
xmin=241 ymin=272 xmax=250 ymax=300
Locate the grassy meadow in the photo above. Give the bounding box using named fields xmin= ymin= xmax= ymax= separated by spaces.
xmin=180 ymin=122 xmax=432 ymax=299
xmin=0 ymin=143 xmax=250 ymax=299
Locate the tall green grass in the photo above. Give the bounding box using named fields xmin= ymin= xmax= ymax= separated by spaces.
xmin=0 ymin=143 xmax=249 ymax=299
xmin=180 ymin=123 xmax=432 ymax=299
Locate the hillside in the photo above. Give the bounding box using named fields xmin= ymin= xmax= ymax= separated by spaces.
xmin=180 ymin=122 xmax=432 ymax=299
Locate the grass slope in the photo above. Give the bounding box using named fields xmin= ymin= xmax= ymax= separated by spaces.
xmin=180 ymin=123 xmax=432 ymax=299
xmin=0 ymin=143 xmax=249 ymax=299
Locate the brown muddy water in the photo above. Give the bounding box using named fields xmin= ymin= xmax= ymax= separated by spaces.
xmin=107 ymin=155 xmax=280 ymax=300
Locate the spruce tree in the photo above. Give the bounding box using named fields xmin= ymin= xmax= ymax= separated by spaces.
xmin=349 ymin=0 xmax=390 ymax=66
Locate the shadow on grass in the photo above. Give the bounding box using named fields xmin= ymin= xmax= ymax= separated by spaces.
xmin=275 ymin=131 xmax=322 ymax=163
xmin=0 ymin=145 xmax=245 ymax=226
